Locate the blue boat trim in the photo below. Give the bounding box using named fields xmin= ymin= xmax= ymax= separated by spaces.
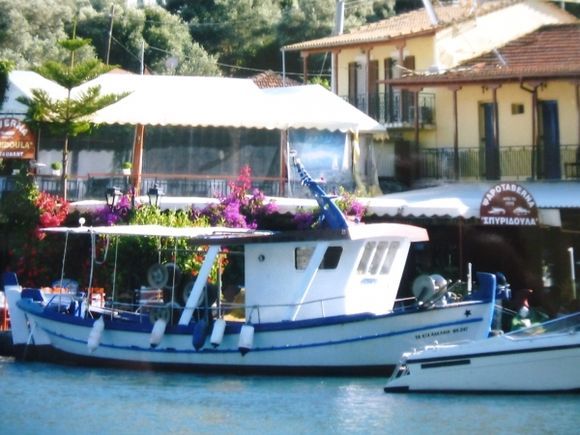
xmin=35 ymin=314 xmax=486 ymax=355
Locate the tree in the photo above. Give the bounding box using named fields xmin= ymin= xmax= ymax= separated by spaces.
xmin=77 ymin=3 xmax=220 ymax=75
xmin=0 ymin=0 xmax=89 ymax=69
xmin=165 ymin=0 xmax=395 ymax=79
xmin=18 ymin=33 xmax=124 ymax=201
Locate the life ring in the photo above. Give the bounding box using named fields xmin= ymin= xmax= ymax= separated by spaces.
xmin=147 ymin=263 xmax=168 ymax=288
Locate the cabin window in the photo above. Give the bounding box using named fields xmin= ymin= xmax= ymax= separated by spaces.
xmin=295 ymin=246 xmax=343 ymax=270
xmin=381 ymin=241 xmax=399 ymax=274
xmin=357 ymin=241 xmax=399 ymax=275
xmin=357 ymin=241 xmax=377 ymax=274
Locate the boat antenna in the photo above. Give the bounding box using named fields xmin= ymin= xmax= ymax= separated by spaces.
xmin=291 ymin=151 xmax=349 ymax=230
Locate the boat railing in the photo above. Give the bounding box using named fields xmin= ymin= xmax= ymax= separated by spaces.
xmin=97 ymin=295 xmax=348 ymax=325
xmin=91 ymin=290 xmax=482 ymax=325
xmin=506 ymin=311 xmax=580 ymax=338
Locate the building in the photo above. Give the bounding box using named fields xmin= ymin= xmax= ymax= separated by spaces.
xmin=283 ymin=0 xmax=578 ymax=188
xmin=283 ymin=0 xmax=580 ymax=307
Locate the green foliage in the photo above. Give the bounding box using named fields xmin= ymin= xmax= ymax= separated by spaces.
xmin=0 ymin=58 xmax=14 ymax=107
xmin=0 ymin=0 xmax=79 ymax=69
xmin=17 ymin=33 xmax=124 ymax=200
xmin=37 ymin=57 xmax=111 ymax=89
xmin=77 ymin=3 xmax=220 ymax=75
xmin=0 ymin=0 xmax=396 ymax=77
xmin=0 ymin=173 xmax=69 ymax=287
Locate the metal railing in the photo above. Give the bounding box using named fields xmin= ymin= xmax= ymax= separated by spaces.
xmin=2 ymin=144 xmax=578 ymax=201
xmin=343 ymin=91 xmax=436 ymax=127
xmin=419 ymin=144 xmax=580 ymax=181
xmin=0 ymin=173 xmax=352 ymax=203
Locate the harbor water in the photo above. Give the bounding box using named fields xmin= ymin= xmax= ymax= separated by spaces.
xmin=1 ymin=356 xmax=578 ymax=435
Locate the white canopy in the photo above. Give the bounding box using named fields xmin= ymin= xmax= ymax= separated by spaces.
xmin=2 ymin=71 xmax=67 ymax=115
xmin=365 ymin=182 xmax=580 ymax=226
xmin=88 ymin=74 xmax=385 ymax=133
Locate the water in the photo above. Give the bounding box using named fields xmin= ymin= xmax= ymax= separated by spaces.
xmin=1 ymin=356 xmax=578 ymax=435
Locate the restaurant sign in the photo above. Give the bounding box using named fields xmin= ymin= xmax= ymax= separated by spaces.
xmin=0 ymin=117 xmax=36 ymax=159
xmin=480 ymin=183 xmax=538 ymax=226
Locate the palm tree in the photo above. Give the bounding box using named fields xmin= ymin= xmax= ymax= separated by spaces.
xmin=19 ymin=33 xmax=123 ymax=201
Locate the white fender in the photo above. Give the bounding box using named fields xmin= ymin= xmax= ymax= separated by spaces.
xmin=150 ymin=319 xmax=167 ymax=348
xmin=210 ymin=318 xmax=226 ymax=347
xmin=87 ymin=317 xmax=105 ymax=352
xmin=238 ymin=324 xmax=254 ymax=356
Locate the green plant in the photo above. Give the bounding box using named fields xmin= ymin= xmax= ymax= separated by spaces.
xmin=17 ymin=29 xmax=124 ymax=202
xmin=51 ymin=161 xmax=62 ymax=170
xmin=122 ymin=161 xmax=132 ymax=169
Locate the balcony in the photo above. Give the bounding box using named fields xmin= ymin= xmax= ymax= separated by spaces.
xmin=418 ymin=144 xmax=580 ymax=182
xmin=343 ymin=91 xmax=436 ymax=128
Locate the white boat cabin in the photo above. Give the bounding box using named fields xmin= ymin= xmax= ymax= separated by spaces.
xmin=244 ymin=223 xmax=427 ymax=322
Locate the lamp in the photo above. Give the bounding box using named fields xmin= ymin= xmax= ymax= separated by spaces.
xmin=105 ymin=187 xmax=122 ymax=210
xmin=147 ymin=184 xmax=163 ymax=207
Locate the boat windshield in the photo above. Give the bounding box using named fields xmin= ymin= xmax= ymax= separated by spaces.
xmin=507 ymin=311 xmax=580 ymax=337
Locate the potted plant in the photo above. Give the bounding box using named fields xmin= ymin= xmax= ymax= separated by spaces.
xmin=51 ymin=161 xmax=62 ymax=176
xmin=122 ymin=161 xmax=132 ymax=175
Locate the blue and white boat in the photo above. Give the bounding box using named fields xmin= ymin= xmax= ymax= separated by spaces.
xmin=5 ymin=157 xmax=501 ymax=375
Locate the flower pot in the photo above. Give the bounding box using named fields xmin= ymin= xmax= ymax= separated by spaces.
xmin=122 ymin=168 xmax=132 ymax=176
xmin=52 ymin=169 xmax=61 ymax=176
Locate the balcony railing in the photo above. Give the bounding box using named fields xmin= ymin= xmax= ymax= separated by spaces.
xmin=419 ymin=144 xmax=580 ymax=181
xmin=0 ymin=174 xmax=350 ymax=203
xmin=343 ymin=91 xmax=436 ymax=127
xmin=2 ymin=144 xmax=578 ymax=202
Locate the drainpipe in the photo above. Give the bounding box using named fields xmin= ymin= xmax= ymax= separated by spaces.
xmin=331 ymin=1 xmax=345 ymax=94
xmin=281 ymin=48 xmax=286 ymax=87
xmin=520 ymin=82 xmax=541 ymax=180
xmin=422 ymin=0 xmax=439 ymax=26
xmin=334 ymin=0 xmax=345 ymax=35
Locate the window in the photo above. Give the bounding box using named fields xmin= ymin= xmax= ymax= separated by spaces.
xmin=357 ymin=241 xmax=399 ymax=275
xmin=295 ymin=246 xmax=343 ymax=270
xmin=511 ymin=103 xmax=524 ymax=115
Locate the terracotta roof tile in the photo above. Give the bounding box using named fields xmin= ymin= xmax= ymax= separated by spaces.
xmin=391 ymin=23 xmax=580 ymax=84
xmin=284 ymin=0 xmax=521 ymax=51
xmin=459 ymin=23 xmax=580 ymax=74
xmin=251 ymin=70 xmax=301 ymax=88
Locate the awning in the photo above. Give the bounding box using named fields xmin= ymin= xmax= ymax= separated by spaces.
xmin=366 ymin=182 xmax=580 ymax=226
xmin=88 ymin=75 xmax=385 ymax=133
xmin=71 ymin=181 xmax=579 ymax=228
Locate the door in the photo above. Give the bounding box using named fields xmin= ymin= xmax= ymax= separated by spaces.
xmin=480 ymin=102 xmax=500 ymax=180
xmin=348 ymin=62 xmax=358 ymax=107
xmin=538 ymin=100 xmax=561 ymax=179
xmin=368 ymin=60 xmax=379 ymax=120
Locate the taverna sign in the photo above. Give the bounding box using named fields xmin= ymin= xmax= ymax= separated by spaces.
xmin=0 ymin=117 xmax=36 ymax=159
xmin=480 ymin=183 xmax=538 ymax=226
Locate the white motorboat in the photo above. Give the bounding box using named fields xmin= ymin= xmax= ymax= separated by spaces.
xmin=5 ymin=157 xmax=501 ymax=375
xmin=384 ymin=311 xmax=580 ymax=392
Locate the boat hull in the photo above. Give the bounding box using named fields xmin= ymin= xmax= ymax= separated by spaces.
xmin=384 ymin=332 xmax=580 ymax=392
xmin=18 ymin=299 xmax=494 ymax=375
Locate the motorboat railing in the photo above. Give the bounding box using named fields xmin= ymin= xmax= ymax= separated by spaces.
xmin=506 ymin=311 xmax=580 ymax=338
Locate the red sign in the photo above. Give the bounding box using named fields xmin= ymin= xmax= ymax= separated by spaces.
xmin=480 ymin=183 xmax=538 ymax=226
xmin=0 ymin=117 xmax=36 ymax=159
